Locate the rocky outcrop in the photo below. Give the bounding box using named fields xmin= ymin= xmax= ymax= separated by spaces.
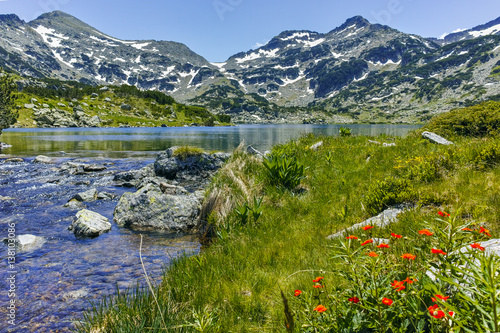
xmin=114 ymin=184 xmax=201 ymax=233
xmin=33 ymin=106 xmax=101 ymax=128
xmin=69 ymin=209 xmax=111 ymax=238
xmin=422 ymin=131 xmax=453 ymax=145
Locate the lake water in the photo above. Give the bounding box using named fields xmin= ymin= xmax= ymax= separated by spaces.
xmin=0 ymin=124 xmax=421 ymax=157
xmin=0 ymin=124 xmax=420 ymax=332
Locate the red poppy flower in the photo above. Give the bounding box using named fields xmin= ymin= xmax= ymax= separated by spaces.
xmin=402 ymin=277 xmax=415 ymax=284
xmin=377 ymin=243 xmax=390 ymax=248
xmin=312 ymin=276 xmax=324 ymax=283
xmin=346 ymin=235 xmax=358 ymax=240
xmin=462 ymin=227 xmax=474 ymax=232
xmin=313 ymin=285 xmax=323 ymax=289
xmin=367 ymin=252 xmax=379 ymax=257
xmin=382 ymin=298 xmax=393 ymax=306
xmin=432 ymin=294 xmax=450 ymax=302
xmin=391 ymin=280 xmax=405 ymax=291
xmin=294 ymin=290 xmax=302 ymax=297
xmin=313 ymin=305 xmax=327 ymax=313
xmin=438 ymin=211 xmax=450 ymax=217
xmin=431 ymin=248 xmax=447 ymax=255
xmin=418 ymin=229 xmax=434 ymax=236
xmin=428 ymin=304 xmax=445 ymax=319
xmin=470 ymin=243 xmax=485 ymax=251
xmin=401 ymin=253 xmax=416 ymax=260
xmin=362 ymin=225 xmax=374 ymax=231
xmin=391 ymin=233 xmax=402 ymax=239
xmin=348 ymin=296 xmax=360 ymax=303
xmin=479 ymin=227 xmax=492 ymax=237
xmin=361 ymin=239 xmax=373 ymax=246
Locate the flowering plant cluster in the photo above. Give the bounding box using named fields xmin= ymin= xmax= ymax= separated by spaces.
xmin=287 ymin=212 xmax=499 ymax=332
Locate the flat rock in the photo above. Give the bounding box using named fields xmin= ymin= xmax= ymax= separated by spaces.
xmin=69 ymin=209 xmax=111 ymax=238
xmin=309 ymin=141 xmax=323 ymax=151
xmin=327 ymin=205 xmax=407 ymax=240
xmin=71 ymin=188 xmax=98 ymax=202
xmin=34 ymin=155 xmax=53 ymax=164
xmin=422 ymin=131 xmax=453 ymax=145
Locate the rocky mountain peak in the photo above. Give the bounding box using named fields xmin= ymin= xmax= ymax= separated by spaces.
xmin=331 ymin=15 xmax=371 ymax=32
xmin=0 ymin=14 xmax=25 ymax=27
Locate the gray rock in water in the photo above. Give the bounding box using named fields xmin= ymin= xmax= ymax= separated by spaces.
xmin=3 ymin=234 xmax=46 ymax=252
xmin=4 ymin=157 xmax=23 ymax=163
xmin=422 ymin=131 xmax=453 ymax=145
xmin=327 ymin=205 xmax=408 ymax=240
xmin=114 ymin=184 xmax=201 ymax=233
xmin=69 ymin=209 xmax=111 ymax=238
xmin=71 ymin=188 xmax=98 ymax=202
xmin=97 ymin=192 xmax=116 ymax=200
xmin=83 ymin=164 xmax=107 ymax=172
xmin=114 ymin=165 xmax=155 ymax=187
xmin=33 ymin=155 xmax=53 ymax=164
xmin=0 ymin=142 xmax=13 ymax=150
xmin=64 ymin=199 xmax=86 ymax=210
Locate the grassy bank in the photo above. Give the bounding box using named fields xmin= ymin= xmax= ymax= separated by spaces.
xmin=79 ymin=104 xmax=500 ymax=332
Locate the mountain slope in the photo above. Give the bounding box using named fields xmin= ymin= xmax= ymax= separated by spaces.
xmin=1 ymin=11 xmax=500 ymax=124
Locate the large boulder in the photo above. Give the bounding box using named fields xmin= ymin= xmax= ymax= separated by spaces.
xmin=154 ymin=147 xmax=230 ymax=180
xmin=69 ymin=209 xmax=111 ymax=238
xmin=114 ymin=184 xmax=201 ymax=233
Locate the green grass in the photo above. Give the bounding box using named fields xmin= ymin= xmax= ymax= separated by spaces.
xmin=79 ymin=130 xmax=500 ymax=332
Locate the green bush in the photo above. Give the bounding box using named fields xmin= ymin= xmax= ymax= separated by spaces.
xmin=263 ymin=154 xmax=306 ymax=191
xmin=339 ymin=127 xmax=352 ymax=137
xmin=363 ymin=177 xmax=416 ymax=215
xmin=0 ymin=71 xmax=17 ymax=134
xmin=422 ymin=101 xmax=500 ymax=138
xmin=473 ymin=140 xmax=500 ymax=167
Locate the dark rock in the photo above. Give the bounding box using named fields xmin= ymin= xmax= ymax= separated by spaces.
xmin=247 ymin=145 xmax=264 ymax=156
xmin=121 ymin=104 xmax=132 ymax=111
xmin=69 ymin=209 xmax=111 ymax=238
xmin=83 ymin=164 xmax=107 ymax=172
xmin=114 ymin=184 xmax=201 ymax=233
xmin=114 ymin=165 xmax=155 ymax=187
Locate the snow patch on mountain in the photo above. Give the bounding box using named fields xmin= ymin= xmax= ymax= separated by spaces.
xmin=131 ymin=42 xmax=150 ymax=50
xmin=236 ymin=49 xmax=279 ymax=63
xmin=469 ymin=23 xmax=500 ymax=37
xmin=33 ymin=25 xmax=68 ymax=47
xmin=281 ymin=32 xmax=311 ymax=41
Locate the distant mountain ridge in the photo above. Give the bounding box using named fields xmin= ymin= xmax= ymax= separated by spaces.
xmin=1 ymin=11 xmax=500 ymax=123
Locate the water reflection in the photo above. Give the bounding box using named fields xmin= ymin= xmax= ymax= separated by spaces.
xmin=0 ymin=124 xmax=421 ymax=157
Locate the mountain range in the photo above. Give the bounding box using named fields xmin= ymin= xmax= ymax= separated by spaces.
xmin=1 ymin=11 xmax=500 ymax=123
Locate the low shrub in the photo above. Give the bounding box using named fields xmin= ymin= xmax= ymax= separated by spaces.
xmin=363 ymin=178 xmax=416 ymax=215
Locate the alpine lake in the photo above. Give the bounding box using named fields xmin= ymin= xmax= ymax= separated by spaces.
xmin=0 ymin=124 xmax=420 ymax=332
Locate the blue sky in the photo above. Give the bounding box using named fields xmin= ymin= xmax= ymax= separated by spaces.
xmin=1 ymin=0 xmax=499 ymax=62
